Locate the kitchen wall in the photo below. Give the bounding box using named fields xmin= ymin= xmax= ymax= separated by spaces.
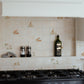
xmin=0 ymin=1 xmax=76 ymax=57
xmin=0 ymin=17 xmax=76 ymax=57
xmin=0 ymin=2 xmax=83 ymax=70
xmin=76 ymin=18 xmax=84 ymax=57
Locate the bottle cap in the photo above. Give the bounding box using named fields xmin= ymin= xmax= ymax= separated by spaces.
xmin=20 ymin=46 xmax=25 ymax=49
xmin=26 ymin=46 xmax=30 ymax=49
xmin=57 ymin=35 xmax=59 ymax=38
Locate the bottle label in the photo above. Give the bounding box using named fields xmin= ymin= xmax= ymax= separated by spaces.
xmin=21 ymin=52 xmax=25 ymax=55
xmin=56 ymin=43 xmax=61 ymax=56
xmin=20 ymin=50 xmax=25 ymax=55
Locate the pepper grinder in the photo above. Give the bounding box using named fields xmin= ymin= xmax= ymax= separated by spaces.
xmin=20 ymin=46 xmax=26 ymax=57
xmin=26 ymin=46 xmax=31 ymax=57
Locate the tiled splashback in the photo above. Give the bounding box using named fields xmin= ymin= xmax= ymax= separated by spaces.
xmin=0 ymin=17 xmax=76 ymax=57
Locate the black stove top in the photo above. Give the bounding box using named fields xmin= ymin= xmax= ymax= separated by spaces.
xmin=0 ymin=69 xmax=84 ymax=81
xmin=0 ymin=69 xmax=84 ymax=84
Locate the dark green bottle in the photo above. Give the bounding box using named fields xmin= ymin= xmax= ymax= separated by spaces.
xmin=54 ymin=35 xmax=62 ymax=56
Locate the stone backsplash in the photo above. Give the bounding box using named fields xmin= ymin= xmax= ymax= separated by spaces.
xmin=0 ymin=17 xmax=75 ymax=57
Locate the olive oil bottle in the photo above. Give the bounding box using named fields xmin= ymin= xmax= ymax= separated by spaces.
xmin=54 ymin=35 xmax=62 ymax=56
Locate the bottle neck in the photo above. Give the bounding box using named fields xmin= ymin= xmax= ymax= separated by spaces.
xmin=56 ymin=36 xmax=60 ymax=41
xmin=57 ymin=37 xmax=59 ymax=40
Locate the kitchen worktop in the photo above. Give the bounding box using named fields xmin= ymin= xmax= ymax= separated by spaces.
xmin=0 ymin=57 xmax=82 ymax=71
